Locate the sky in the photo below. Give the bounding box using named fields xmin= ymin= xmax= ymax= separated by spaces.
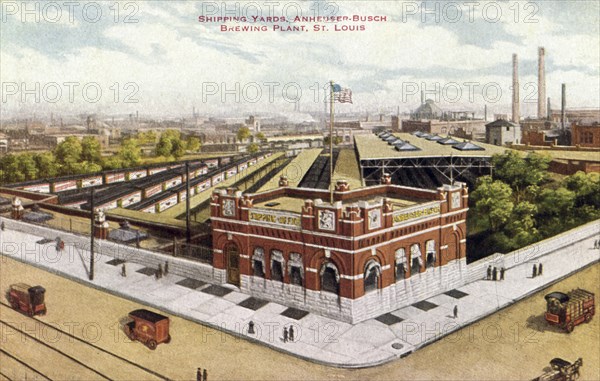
xmin=1 ymin=0 xmax=599 ymax=120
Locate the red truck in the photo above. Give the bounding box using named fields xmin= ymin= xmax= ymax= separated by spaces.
xmin=123 ymin=309 xmax=171 ymax=350
xmin=8 ymin=283 xmax=47 ymax=316
xmin=544 ymin=289 xmax=595 ymax=333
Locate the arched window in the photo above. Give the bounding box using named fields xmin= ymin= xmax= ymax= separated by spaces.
xmin=252 ymin=247 xmax=265 ymax=278
xmin=426 ymin=240 xmax=436 ymax=268
xmin=320 ymin=262 xmax=340 ymax=294
xmin=364 ymin=260 xmax=381 ymax=293
xmin=410 ymin=244 xmax=423 ymax=275
xmin=395 ymin=248 xmax=407 ymax=281
xmin=287 ymin=253 xmax=304 ymax=286
xmin=270 ymin=250 xmax=284 ymax=282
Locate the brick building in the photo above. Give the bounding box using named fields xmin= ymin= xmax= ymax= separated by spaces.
xmin=571 ymin=122 xmax=600 ymax=148
xmin=210 ymin=177 xmax=469 ymax=323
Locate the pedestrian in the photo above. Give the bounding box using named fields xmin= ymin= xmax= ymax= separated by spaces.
xmin=532 ymin=264 xmax=537 ymax=278
xmin=492 ymin=267 xmax=498 ymax=281
xmin=155 ymin=268 xmax=160 ymax=280
xmin=196 ymin=367 xmax=202 ymax=381
xmin=283 ymin=327 xmax=288 ymax=343
xmin=538 ymin=263 xmax=543 ymax=276
xmin=453 ymin=305 xmax=458 ymax=319
xmin=289 ymin=325 xmax=295 ymax=342
xmin=0 ymin=221 xmax=5 ymax=231
xmin=121 ymin=263 xmax=127 ymax=277
xmin=595 ymin=239 xmax=598 ymax=249
xmin=158 ymin=264 xmax=163 ymax=279
xmin=500 ymin=267 xmax=505 ymax=281
xmin=164 ymin=261 xmax=169 ymax=275
xmin=486 ymin=265 xmax=492 ymax=280
xmin=203 ymin=369 xmax=207 ymax=381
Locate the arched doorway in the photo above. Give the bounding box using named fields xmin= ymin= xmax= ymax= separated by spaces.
xmin=226 ymin=244 xmax=240 ymax=286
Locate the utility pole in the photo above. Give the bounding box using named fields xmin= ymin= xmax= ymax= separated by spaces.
xmin=186 ymin=162 xmax=191 ymax=245
xmin=329 ymin=80 xmax=334 ymax=205
xmin=89 ymin=188 xmax=95 ymax=281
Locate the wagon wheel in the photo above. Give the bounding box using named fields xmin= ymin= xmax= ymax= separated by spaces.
xmin=566 ymin=322 xmax=574 ymax=333
xmin=584 ymin=313 xmax=592 ymax=323
xmin=165 ymin=335 xmax=171 ymax=344
xmin=147 ymin=340 xmax=157 ymax=350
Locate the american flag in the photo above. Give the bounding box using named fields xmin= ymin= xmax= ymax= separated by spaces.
xmin=332 ymin=84 xmax=353 ymax=104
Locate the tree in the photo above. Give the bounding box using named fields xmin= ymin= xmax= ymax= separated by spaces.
xmin=255 ymin=132 xmax=267 ymax=142
xmin=492 ymin=151 xmax=550 ymax=202
xmin=563 ymin=171 xmax=600 ymax=208
xmin=237 ymin=127 xmax=251 ymax=142
xmin=505 ymin=201 xmax=539 ymax=248
xmin=470 ymin=176 xmax=514 ymax=232
xmin=247 ymin=142 xmax=260 ymax=154
xmin=171 ymin=138 xmax=186 ymax=159
xmin=156 ymin=130 xmax=186 ymax=158
xmin=118 ymin=138 xmax=142 ymax=167
xmin=34 ymin=152 xmax=58 ymax=178
xmin=536 ymin=187 xmax=576 ymax=236
xmin=0 ymin=155 xmax=24 ymax=183
xmin=81 ymin=136 xmax=102 ymax=164
xmin=186 ymin=137 xmax=201 ymax=152
xmin=18 ymin=153 xmax=38 ymax=180
xmin=156 ymin=135 xmax=173 ymax=157
xmin=324 ymin=135 xmax=342 ymax=146
xmin=54 ymin=136 xmax=82 ymax=174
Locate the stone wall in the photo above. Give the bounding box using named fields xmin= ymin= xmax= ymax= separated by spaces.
xmin=5 ymin=219 xmax=224 ymax=284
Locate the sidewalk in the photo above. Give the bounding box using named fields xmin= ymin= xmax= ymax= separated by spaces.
xmin=1 ymin=223 xmax=598 ymax=368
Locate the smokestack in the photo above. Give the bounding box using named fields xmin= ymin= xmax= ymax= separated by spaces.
xmin=561 ymin=83 xmax=566 ymax=130
xmin=512 ymin=53 xmax=520 ymax=123
xmin=538 ymin=47 xmax=546 ymax=119
xmin=547 ymin=97 xmax=552 ymax=120
xmin=484 ymin=104 xmax=488 ymax=121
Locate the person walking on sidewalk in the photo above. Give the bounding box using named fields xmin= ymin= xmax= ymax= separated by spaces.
xmin=121 ymin=263 xmax=127 ymax=277
xmin=486 ymin=265 xmax=492 ymax=280
xmin=453 ymin=305 xmax=458 ymax=319
xmin=538 ymin=263 xmax=543 ymax=276
xmin=203 ymin=369 xmax=207 ymax=381
xmin=289 ymin=326 xmax=295 ymax=342
xmin=283 ymin=327 xmax=289 ymax=343
xmin=500 ymin=267 xmax=505 ymax=281
xmin=532 ymin=264 xmax=537 ymax=278
xmin=196 ymin=368 xmax=202 ymax=381
xmin=492 ymin=267 xmax=498 ymax=281
xmin=164 ymin=261 xmax=169 ymax=275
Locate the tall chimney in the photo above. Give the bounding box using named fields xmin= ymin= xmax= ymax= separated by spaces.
xmin=561 ymin=83 xmax=566 ymax=130
xmin=537 ymin=47 xmax=546 ymax=119
xmin=484 ymin=104 xmax=487 ymax=121
xmin=547 ymin=97 xmax=552 ymax=120
xmin=512 ymin=53 xmax=520 ymax=123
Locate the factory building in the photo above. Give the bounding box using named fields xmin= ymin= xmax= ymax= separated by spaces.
xmin=486 ymin=119 xmax=522 ymax=146
xmin=210 ymin=177 xmax=469 ymax=323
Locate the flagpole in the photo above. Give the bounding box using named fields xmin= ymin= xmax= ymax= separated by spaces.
xmin=329 ymin=80 xmax=334 ymax=205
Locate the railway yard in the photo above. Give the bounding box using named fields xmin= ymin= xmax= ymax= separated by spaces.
xmin=0 ymin=254 xmax=597 ymax=381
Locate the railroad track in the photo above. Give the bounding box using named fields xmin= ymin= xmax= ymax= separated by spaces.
xmin=0 ymin=301 xmax=171 ymax=381
xmin=0 ymin=347 xmax=51 ymax=381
